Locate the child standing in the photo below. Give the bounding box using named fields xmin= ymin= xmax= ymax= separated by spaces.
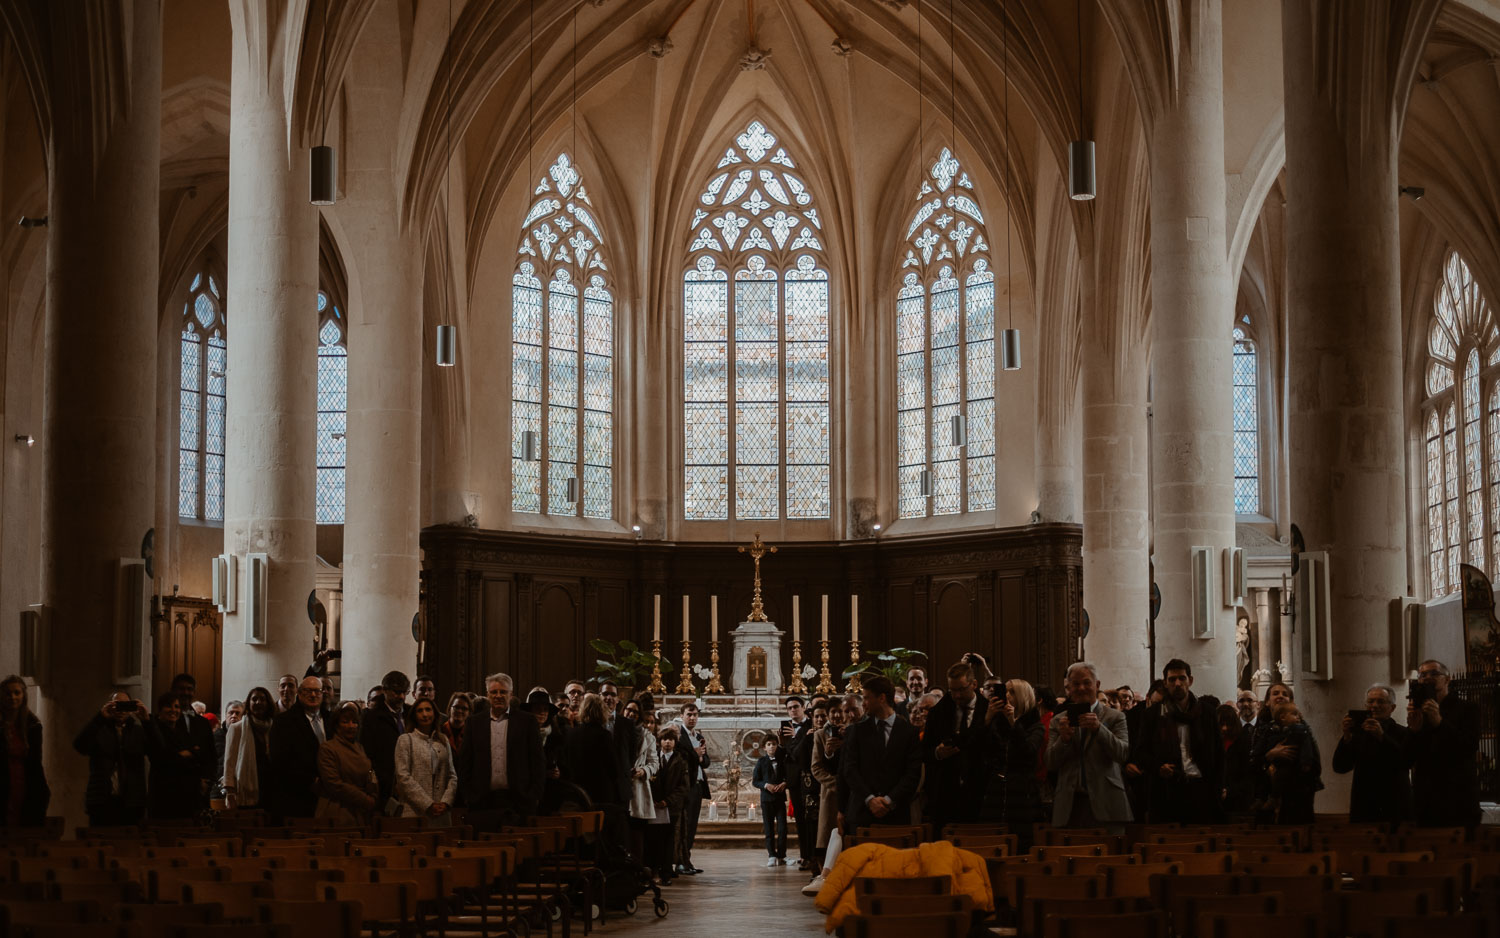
xmin=650 ymin=726 xmax=688 ymax=883
xmin=754 ymin=733 xmax=788 ymax=867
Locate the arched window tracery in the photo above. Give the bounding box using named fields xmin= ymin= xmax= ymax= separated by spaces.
xmin=1232 ymin=325 xmax=1259 ymax=514
xmin=512 ymin=153 xmax=615 ymax=519
xmin=179 ymin=273 xmax=226 ymax=521
xmin=316 ymin=292 xmax=347 ymax=524
xmin=1424 ymin=252 xmax=1500 ymax=596
xmin=896 ymin=148 xmax=995 ymax=519
xmin=682 ymin=120 xmax=830 ymax=521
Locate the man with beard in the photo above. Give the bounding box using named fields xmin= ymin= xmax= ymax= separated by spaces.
xmin=894 ymin=667 xmax=928 ymax=718
xmin=1130 ymin=659 xmax=1223 ymax=823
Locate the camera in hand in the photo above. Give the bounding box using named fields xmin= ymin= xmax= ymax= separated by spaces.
xmin=1409 ymin=680 xmax=1437 ymax=704
xmin=113 ymin=700 xmax=137 ymax=712
xmin=324 ymin=649 xmax=342 ymax=659
xmin=1346 ymin=708 xmax=1369 ymax=731
xmin=1062 ymin=701 xmax=1093 ymax=722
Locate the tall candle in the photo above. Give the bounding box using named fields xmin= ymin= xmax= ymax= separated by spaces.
xmin=653 ymin=595 xmax=661 ymax=641
xmin=792 ymin=595 xmax=800 ymax=642
xmin=821 ymin=594 xmax=829 ymax=642
xmin=851 ymin=595 xmax=859 ymax=642
xmin=711 ymin=595 xmax=718 ymax=641
xmin=683 ymin=595 xmax=690 ymax=641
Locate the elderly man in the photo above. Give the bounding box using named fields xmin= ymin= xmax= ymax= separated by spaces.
xmin=457 ymin=673 xmax=546 ymax=829
xmin=1404 ymin=660 xmax=1480 ymax=828
xmin=1333 ymin=683 xmax=1411 ymax=824
xmin=269 ymin=676 xmax=332 ymax=820
xmin=1046 ymin=661 xmax=1132 ymax=834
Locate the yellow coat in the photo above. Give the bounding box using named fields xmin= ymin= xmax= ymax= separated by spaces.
xmin=813 ymin=841 xmax=995 ymax=932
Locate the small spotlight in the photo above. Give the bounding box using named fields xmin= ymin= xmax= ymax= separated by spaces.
xmin=13 ymin=435 xmax=33 ymax=446
xmin=632 ymin=524 xmax=643 ymax=540
xmin=16 ymin=216 xmax=46 ymax=228
xmin=872 ymin=523 xmax=882 ymax=534
xmin=1400 ymin=186 xmax=1425 ymax=201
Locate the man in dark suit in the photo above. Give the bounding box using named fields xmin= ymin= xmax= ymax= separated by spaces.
xmin=921 ymin=661 xmax=990 ymax=829
xmin=359 ymin=670 xmax=414 ymax=807
xmin=778 ymin=696 xmax=815 ymax=868
xmin=1404 ymin=659 xmax=1481 ymax=828
xmin=670 ymin=701 xmax=711 ymax=874
xmin=168 ymin=673 xmax=219 ymax=810
xmin=1333 ymin=683 xmax=1411 ymax=824
xmin=457 ymin=672 xmax=546 ymax=830
xmin=600 ymin=682 xmax=637 ymax=805
xmin=1131 ymin=659 xmax=1223 ymax=824
xmin=268 ymin=676 xmax=333 ymax=820
xmin=840 ymin=675 xmax=922 ymax=828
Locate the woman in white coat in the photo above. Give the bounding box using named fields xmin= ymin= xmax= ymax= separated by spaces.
xmin=622 ymin=700 xmax=660 ymax=863
xmin=222 ymin=687 xmax=275 ymax=810
xmin=392 ymin=698 xmax=458 ymax=827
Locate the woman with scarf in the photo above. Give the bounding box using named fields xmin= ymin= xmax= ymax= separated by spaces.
xmin=222 ymin=686 xmax=276 ymax=810
xmin=524 ymin=689 xmax=568 ymax=813
xmin=393 ymin=698 xmax=458 ymax=826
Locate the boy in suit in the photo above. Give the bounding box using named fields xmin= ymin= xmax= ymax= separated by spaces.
xmin=1046 ymin=661 xmax=1132 ymax=835
xmin=754 ymin=733 xmax=789 ymax=866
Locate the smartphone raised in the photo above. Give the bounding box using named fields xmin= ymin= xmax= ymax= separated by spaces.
xmin=113 ymin=700 xmax=138 ymax=712
xmin=1346 ymin=708 xmax=1368 ymax=729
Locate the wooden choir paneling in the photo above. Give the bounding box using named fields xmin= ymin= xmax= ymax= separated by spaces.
xmin=152 ymin=597 xmax=222 ymax=710
xmin=419 ymin=524 xmax=1082 ymax=697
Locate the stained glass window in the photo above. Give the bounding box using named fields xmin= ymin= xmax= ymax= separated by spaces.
xmin=179 ymin=274 xmax=225 ymax=521
xmin=1232 ymin=329 xmax=1259 ymax=513
xmin=513 ymin=153 xmax=613 ymax=519
xmin=316 ymin=296 xmax=347 ymax=524
xmin=1424 ymin=253 xmax=1500 ymax=596
xmin=896 ymin=148 xmax=996 ymax=519
xmin=682 ymin=120 xmax=830 ymax=521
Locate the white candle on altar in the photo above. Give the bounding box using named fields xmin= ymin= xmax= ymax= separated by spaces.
xmin=653 ymin=595 xmax=661 ymax=641
xmin=792 ymin=595 xmax=800 ymax=641
xmin=851 ymin=595 xmax=859 ymax=642
xmin=682 ymin=595 xmax=690 ymax=641
xmin=711 ymin=595 xmax=718 ymax=641
xmin=821 ymin=594 xmax=828 ymax=642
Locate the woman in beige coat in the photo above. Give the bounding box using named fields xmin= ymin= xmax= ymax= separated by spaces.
xmin=315 ymin=703 xmax=378 ymax=826
xmin=810 ymin=697 xmax=850 ymax=849
xmin=393 ymin=699 xmax=458 ymax=827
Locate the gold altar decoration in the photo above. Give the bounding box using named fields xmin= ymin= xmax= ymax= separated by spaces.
xmin=845 ymin=639 xmax=864 ymax=694
xmin=706 ymin=640 xmax=725 ymax=693
xmin=736 ymin=532 xmax=778 ymax=623
xmin=676 ymin=640 xmax=696 ymax=694
xmin=646 ymin=639 xmax=667 ymax=695
xmin=815 ymin=639 xmax=836 ymax=695
xmin=788 ymin=639 xmax=807 ymax=694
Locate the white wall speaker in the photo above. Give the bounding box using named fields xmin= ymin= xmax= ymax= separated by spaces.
xmin=1191 ymin=546 xmax=1215 ymax=638
xmin=19 ymin=605 xmax=46 ymax=682
xmin=244 ymin=553 xmax=269 ymax=645
xmin=1297 ymin=551 xmax=1333 ymax=680
xmin=1222 ymin=547 xmax=1246 ymax=607
xmin=212 ymin=553 xmax=237 ymax=613
xmin=114 ymin=558 xmax=148 ymax=684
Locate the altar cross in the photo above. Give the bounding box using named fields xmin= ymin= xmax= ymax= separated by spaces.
xmin=737 ymin=531 xmax=777 ymax=622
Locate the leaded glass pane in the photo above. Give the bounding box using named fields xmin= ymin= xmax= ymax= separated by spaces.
xmin=685 ymin=466 xmax=729 ymax=520
xmin=932 ymin=458 xmax=961 ymax=516
xmin=179 ymin=330 xmax=201 ymax=518
xmin=205 ymin=335 xmax=227 ymax=521
xmin=1446 ymin=405 xmax=1461 ymax=591
xmin=1232 ymin=330 xmax=1259 ymax=513
xmin=316 ymin=334 xmax=347 ymax=525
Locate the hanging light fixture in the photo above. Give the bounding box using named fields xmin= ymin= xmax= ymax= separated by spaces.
xmin=950 ymin=413 xmax=966 ymax=447
xmin=310 ymin=0 xmax=337 ymax=205
xmin=920 ymin=470 xmax=934 ymax=498
xmin=565 ymin=477 xmax=579 ymax=504
xmin=1001 ymin=2 xmax=1022 ymax=371
xmin=434 ymin=0 xmax=457 ymax=365
xmin=522 ymin=430 xmax=540 ymax=462
xmin=1068 ymin=0 xmax=1096 ymax=200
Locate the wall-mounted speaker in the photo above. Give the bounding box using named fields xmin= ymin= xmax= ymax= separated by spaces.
xmin=244 ymin=553 xmax=269 ymax=645
xmin=19 ymin=605 xmax=46 ymax=682
xmin=1191 ymin=546 xmax=1215 ymax=639
xmin=1297 ymin=551 xmax=1332 ymax=680
xmin=212 ymin=553 xmax=237 ymax=613
xmin=1222 ymin=547 xmax=1246 ymax=607
xmin=114 ymin=558 xmax=148 ymax=684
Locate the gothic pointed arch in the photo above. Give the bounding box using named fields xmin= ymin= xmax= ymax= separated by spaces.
xmin=512 ymin=152 xmax=615 ymax=519
xmin=895 ymin=147 xmax=996 ymax=519
xmin=316 ymin=290 xmax=348 ymax=524
xmin=179 ymin=269 xmax=227 ymax=521
xmin=681 ymin=118 xmax=831 ymax=522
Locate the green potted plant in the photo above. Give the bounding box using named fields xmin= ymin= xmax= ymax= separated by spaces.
xmin=589 ymin=638 xmax=674 ymax=701
xmin=841 ymin=646 xmax=927 ymax=685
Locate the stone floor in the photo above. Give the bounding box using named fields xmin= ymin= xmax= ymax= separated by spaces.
xmin=596 ymin=847 xmax=829 ymax=935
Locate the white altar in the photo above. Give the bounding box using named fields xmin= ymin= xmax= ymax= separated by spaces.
xmin=729 ymin=619 xmax=785 ymax=694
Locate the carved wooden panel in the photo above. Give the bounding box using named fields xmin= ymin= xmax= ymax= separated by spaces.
xmin=153 ymin=597 xmax=222 ymax=710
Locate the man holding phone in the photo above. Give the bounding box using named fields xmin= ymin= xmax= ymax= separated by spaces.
xmin=1404 ymin=660 xmax=1480 ymax=828
xmin=922 ymin=660 xmax=989 ymax=829
xmin=73 ymin=692 xmax=149 ymax=828
xmin=779 ymin=696 xmax=814 ymax=869
xmin=1045 ymin=661 xmax=1132 ymax=833
xmin=1332 ymin=684 xmax=1409 ymax=823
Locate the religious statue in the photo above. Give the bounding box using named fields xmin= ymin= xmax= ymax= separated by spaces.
xmin=720 ymin=756 xmax=742 ymax=820
xmin=1236 ymin=616 xmax=1251 ymax=689
xmin=736 ymin=532 xmax=777 ymax=622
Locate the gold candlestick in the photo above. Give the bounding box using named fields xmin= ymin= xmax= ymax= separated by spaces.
xmin=788 ymin=639 xmax=807 ymax=694
xmin=845 ymin=640 xmax=864 ymax=694
xmin=705 ymin=640 xmax=725 ymax=694
xmin=676 ymin=640 xmax=696 ymax=694
xmin=646 ymin=639 xmax=667 ymax=695
xmin=815 ymin=639 xmax=835 ymax=695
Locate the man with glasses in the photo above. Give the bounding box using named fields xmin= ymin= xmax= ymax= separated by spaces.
xmin=599 ymin=681 xmax=637 ymax=806
xmin=1334 ymin=684 xmax=1410 ymax=824
xmin=269 ymin=676 xmax=333 ymax=820
xmin=563 ymin=680 xmax=586 ymax=721
xmin=1405 ymin=660 xmax=1481 ymax=828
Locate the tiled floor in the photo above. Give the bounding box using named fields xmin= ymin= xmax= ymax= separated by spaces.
xmin=595 ymin=848 xmax=830 ymax=935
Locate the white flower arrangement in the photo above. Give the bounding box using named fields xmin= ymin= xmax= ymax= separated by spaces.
xmin=802 ymin=665 xmax=817 ymax=679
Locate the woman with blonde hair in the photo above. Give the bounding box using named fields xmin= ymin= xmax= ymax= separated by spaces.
xmin=987 ymin=678 xmax=1044 ymax=850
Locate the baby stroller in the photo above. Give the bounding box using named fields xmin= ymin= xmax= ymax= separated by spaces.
xmin=556 ymin=784 xmax=668 ymax=921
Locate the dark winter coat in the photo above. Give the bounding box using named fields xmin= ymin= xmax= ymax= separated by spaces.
xmin=72 ymin=714 xmax=147 ymax=816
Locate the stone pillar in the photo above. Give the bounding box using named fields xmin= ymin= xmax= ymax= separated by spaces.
xmin=1081 ymin=270 xmax=1152 ymax=686
xmin=222 ymin=1 xmax=319 ymax=695
xmin=39 ymin=0 xmax=162 ymax=827
xmin=1147 ymin=0 xmax=1238 ymax=694
xmin=339 ymin=3 xmax=422 ymax=698
xmin=1253 ymin=587 xmax=1275 ymax=694
xmin=1281 ymin=0 xmax=1436 ymax=807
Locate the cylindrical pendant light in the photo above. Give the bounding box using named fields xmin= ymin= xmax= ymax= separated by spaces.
xmin=565 ymin=477 xmax=578 ymax=504
xmin=522 ymin=430 xmax=539 ymax=462
xmin=1001 ymin=328 xmax=1022 ymax=371
xmin=309 ymin=0 xmax=337 ymax=205
xmin=950 ymin=413 xmax=966 ymax=447
xmin=1068 ymin=139 xmax=1095 ymax=201
xmin=919 ymin=470 xmax=933 ymax=498
xmin=435 ymin=323 xmax=457 ymax=366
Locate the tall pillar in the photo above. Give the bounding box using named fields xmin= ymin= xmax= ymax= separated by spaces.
xmin=339 ymin=3 xmax=423 ymax=698
xmin=1253 ymin=586 xmax=1275 ymax=694
xmin=222 ymin=1 xmax=319 ymax=696
xmin=39 ymin=0 xmax=162 ymax=826
xmin=1081 ymin=269 xmax=1152 ymax=686
xmin=1147 ymin=0 xmax=1238 ymax=694
xmin=1280 ymin=0 xmax=1436 ymax=807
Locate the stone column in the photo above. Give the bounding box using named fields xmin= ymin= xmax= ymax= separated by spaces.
xmin=339 ymin=3 xmax=422 ymax=698
xmin=1253 ymin=587 xmax=1275 ymax=694
xmin=1281 ymin=0 xmax=1436 ymax=807
xmin=1147 ymin=0 xmax=1238 ymax=694
xmin=222 ymin=1 xmax=319 ymax=695
xmin=39 ymin=0 xmax=162 ymax=827
xmin=1081 ymin=270 xmax=1152 ymax=685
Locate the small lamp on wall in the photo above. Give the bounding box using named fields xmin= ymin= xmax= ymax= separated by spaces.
xmin=435 ymin=324 xmax=457 ymax=366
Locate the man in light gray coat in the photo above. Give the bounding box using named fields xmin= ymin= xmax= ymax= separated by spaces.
xmin=1045 ymin=661 xmax=1133 ymax=834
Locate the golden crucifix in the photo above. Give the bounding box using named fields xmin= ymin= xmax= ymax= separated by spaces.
xmin=737 ymin=531 xmax=777 ymax=622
